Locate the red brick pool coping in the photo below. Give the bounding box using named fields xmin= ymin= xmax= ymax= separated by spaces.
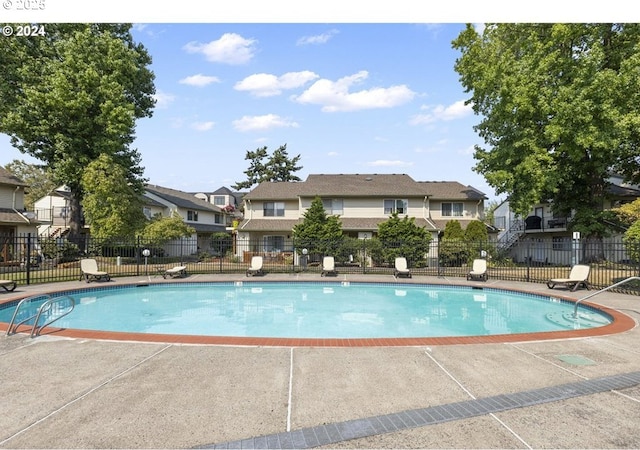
xmin=1 ymin=281 xmax=636 ymax=347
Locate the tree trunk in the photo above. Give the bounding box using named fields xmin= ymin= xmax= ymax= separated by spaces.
xmin=67 ymin=190 xmax=84 ymax=243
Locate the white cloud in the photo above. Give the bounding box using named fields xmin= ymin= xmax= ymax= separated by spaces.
xmin=234 ymin=71 xmax=319 ymax=97
xmin=179 ymin=74 xmax=221 ymax=87
xmin=409 ymin=100 xmax=473 ymax=125
xmin=296 ymin=29 xmax=339 ymax=45
xmin=293 ymin=71 xmax=415 ymax=112
xmin=327 ymin=151 xmax=339 ymax=157
xmin=232 ymin=114 xmax=299 ymax=132
xmin=191 ymin=121 xmax=215 ymax=131
xmin=153 ymin=90 xmax=175 ymax=109
xmin=183 ymin=33 xmax=257 ymax=65
xmin=366 ymin=160 xmax=414 ymax=168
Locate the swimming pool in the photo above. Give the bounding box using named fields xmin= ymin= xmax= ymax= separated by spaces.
xmin=1 ymin=281 xmax=627 ymax=346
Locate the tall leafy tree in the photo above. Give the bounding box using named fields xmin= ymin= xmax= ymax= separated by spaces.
xmin=81 ymin=154 xmax=147 ymax=239
xmin=0 ymin=24 xmax=156 ymax=240
xmin=4 ymin=160 xmax=57 ymax=211
xmin=232 ymin=144 xmax=302 ymax=190
xmin=453 ymin=23 xmax=640 ymax=237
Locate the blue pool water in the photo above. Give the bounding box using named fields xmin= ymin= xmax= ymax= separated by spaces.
xmin=1 ymin=282 xmax=612 ymax=339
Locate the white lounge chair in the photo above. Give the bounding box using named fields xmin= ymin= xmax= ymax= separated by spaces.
xmin=547 ymin=265 xmax=591 ymax=291
xmin=321 ymin=256 xmax=337 ymax=277
xmin=0 ymin=279 xmax=17 ymax=292
xmin=467 ymin=259 xmax=488 ymax=281
xmin=246 ymin=256 xmax=264 ymax=276
xmin=163 ymin=266 xmax=187 ymax=279
xmin=393 ymin=257 xmax=412 ymax=278
xmin=80 ymin=258 xmax=111 ymax=283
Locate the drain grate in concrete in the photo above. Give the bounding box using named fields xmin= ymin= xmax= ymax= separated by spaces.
xmin=555 ymin=354 xmax=596 ymax=366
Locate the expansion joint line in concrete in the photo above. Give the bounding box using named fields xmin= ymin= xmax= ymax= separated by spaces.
xmin=0 ymin=344 xmax=172 ymax=447
xmin=198 ymin=370 xmax=640 ymax=450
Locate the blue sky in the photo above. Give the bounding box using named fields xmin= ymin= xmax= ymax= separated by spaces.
xmin=1 ymin=23 xmax=503 ymax=201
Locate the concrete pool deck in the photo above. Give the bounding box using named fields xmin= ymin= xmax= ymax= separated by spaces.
xmin=1 ymin=273 xmax=640 ymax=448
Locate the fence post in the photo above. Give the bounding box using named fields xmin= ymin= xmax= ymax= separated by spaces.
xmin=526 ymin=239 xmax=531 ymax=282
xmin=218 ymin=239 xmax=223 ymax=273
xmin=26 ymin=233 xmax=32 ymax=285
xmin=136 ymin=236 xmax=141 ymax=277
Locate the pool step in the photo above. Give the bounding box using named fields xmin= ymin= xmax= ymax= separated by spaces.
xmin=546 ymin=310 xmax=611 ymax=330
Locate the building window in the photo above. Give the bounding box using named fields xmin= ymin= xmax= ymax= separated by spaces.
xmin=441 ymin=202 xmax=463 ymax=217
xmin=187 ymin=210 xmax=198 ymax=221
xmin=213 ymin=195 xmax=226 ymax=206
xmin=552 ymin=236 xmax=570 ymax=251
xmin=143 ymin=207 xmax=152 ymax=219
xmin=263 ymin=202 xmax=285 ymax=217
xmin=263 ymin=235 xmax=285 ymax=251
xmin=322 ymin=198 xmax=343 ymax=215
xmin=384 ymin=199 xmax=408 ymax=215
xmin=214 ymin=213 xmax=223 ymax=224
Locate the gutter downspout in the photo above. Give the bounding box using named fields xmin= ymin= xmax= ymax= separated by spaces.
xmin=423 ymin=195 xmax=437 ymax=229
xmin=13 ymin=186 xmax=31 ymax=224
xmin=239 ymin=199 xmax=251 ymax=230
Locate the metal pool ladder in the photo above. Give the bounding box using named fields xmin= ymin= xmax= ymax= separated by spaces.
xmin=6 ymin=294 xmax=76 ymax=338
xmin=573 ymin=276 xmax=640 ymax=317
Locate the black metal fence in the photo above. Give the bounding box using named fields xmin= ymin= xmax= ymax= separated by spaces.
xmin=1 ymin=234 xmax=639 ymax=295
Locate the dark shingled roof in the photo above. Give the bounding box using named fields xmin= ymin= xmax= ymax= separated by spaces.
xmin=243 ymin=174 xmax=487 ymax=200
xmin=145 ymin=184 xmax=222 ymax=212
xmin=0 ymin=167 xmax=27 ymax=187
xmin=238 ymin=217 xmax=438 ymax=232
xmin=0 ymin=208 xmax=30 ymax=224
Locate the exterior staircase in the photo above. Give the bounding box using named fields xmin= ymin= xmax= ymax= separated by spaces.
xmin=497 ymin=218 xmax=524 ymax=251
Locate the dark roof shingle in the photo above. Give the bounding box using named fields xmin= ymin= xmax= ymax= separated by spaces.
xmin=243 ymin=174 xmax=487 ymax=200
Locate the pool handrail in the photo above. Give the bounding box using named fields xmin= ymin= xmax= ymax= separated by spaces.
xmin=573 ymin=276 xmax=640 ymax=317
xmin=30 ymin=295 xmax=75 ymax=338
xmin=6 ymin=294 xmax=76 ymax=338
xmin=6 ymin=295 xmax=48 ymax=336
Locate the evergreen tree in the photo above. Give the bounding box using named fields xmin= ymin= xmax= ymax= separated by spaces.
xmin=292 ymin=196 xmax=342 ymax=257
xmin=439 ymin=220 xmax=468 ymax=267
xmin=232 ymin=144 xmax=302 ymax=190
xmin=375 ymin=212 xmax=432 ymax=267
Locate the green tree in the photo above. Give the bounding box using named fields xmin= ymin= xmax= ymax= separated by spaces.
xmin=612 ymin=198 xmax=640 ymax=263
xmin=464 ymin=219 xmax=490 ymax=260
xmin=464 ymin=220 xmax=489 ymax=242
xmin=483 ymin=199 xmax=500 ymax=228
xmin=453 ymin=24 xmax=640 ymax=236
xmin=292 ymin=196 xmax=342 ymax=257
xmin=81 ymin=154 xmax=147 ymax=239
xmin=612 ymin=198 xmax=640 ymax=227
xmin=4 ymin=160 xmax=57 ymax=210
xmin=439 ymin=220 xmax=468 ymax=267
xmin=375 ymin=212 xmax=432 ymax=267
xmin=0 ymin=24 xmax=156 ymax=240
xmin=140 ymin=212 xmax=195 ymax=245
xmin=623 ymin=221 xmax=640 ymax=264
xmin=232 ymin=144 xmax=302 ymax=190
